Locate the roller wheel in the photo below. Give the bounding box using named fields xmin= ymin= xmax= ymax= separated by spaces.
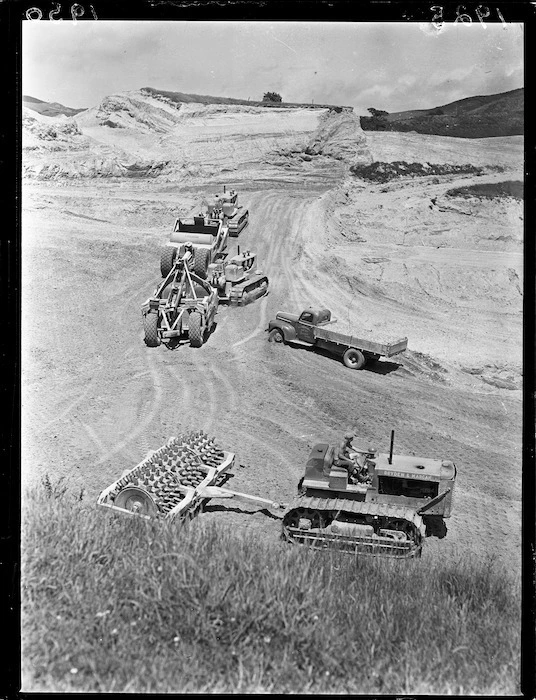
xmin=115 ymin=487 xmax=158 ymax=516
xmin=342 ymin=347 xmax=366 ymax=370
xmin=188 ymin=311 xmax=204 ymax=348
xmin=268 ymin=329 xmax=285 ymax=344
xmin=193 ymin=247 xmax=210 ymax=279
xmin=160 ymin=246 xmax=176 ymax=277
xmin=143 ymin=312 xmax=161 ymax=347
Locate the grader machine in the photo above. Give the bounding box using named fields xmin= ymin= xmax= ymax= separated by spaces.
xmin=98 ymin=428 xmax=456 ymax=559
xmin=142 ymin=245 xmax=219 ymax=348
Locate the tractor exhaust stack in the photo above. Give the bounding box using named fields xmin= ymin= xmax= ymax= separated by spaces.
xmin=389 ymin=430 xmax=395 ymax=465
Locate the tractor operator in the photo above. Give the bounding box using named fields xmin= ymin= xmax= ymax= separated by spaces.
xmin=333 ymin=432 xmax=360 ymax=483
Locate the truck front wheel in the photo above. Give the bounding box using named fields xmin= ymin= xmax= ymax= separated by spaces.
xmin=343 ymin=348 xmax=366 ymax=370
xmin=268 ymin=329 xmax=285 ymax=344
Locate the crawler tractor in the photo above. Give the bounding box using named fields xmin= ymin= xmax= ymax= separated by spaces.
xmin=208 ymin=247 xmax=269 ymax=305
xmin=142 ymin=246 xmax=219 ymax=348
xmin=204 ymin=186 xmax=249 ymax=238
xmin=283 ymin=430 xmax=456 ymax=557
xmin=98 ymin=428 xmax=456 ymax=559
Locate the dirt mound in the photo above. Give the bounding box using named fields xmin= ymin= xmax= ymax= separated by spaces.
xmin=306 ymin=110 xmax=372 ymax=165
xmin=75 ymin=91 xmax=185 ymax=133
xmin=23 ymin=107 xmax=83 ymax=143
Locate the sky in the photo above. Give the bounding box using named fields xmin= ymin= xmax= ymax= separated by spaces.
xmin=22 ymin=21 xmax=524 ymax=114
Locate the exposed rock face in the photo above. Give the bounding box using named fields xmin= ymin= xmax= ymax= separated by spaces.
xmin=22 ymin=89 xmax=371 ymax=180
xmin=306 ymin=110 xmax=372 ymax=165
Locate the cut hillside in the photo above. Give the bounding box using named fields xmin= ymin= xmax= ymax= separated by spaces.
xmin=361 ymin=87 xmax=524 ymax=138
xmin=23 ymin=89 xmax=371 ymax=182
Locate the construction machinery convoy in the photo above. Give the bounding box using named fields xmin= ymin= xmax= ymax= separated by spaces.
xmin=267 ymin=308 xmax=408 ymax=369
xmin=160 ymin=187 xmax=248 ymax=277
xmin=98 ymin=428 xmax=456 ymax=558
xmin=150 ymin=188 xmax=267 ymax=347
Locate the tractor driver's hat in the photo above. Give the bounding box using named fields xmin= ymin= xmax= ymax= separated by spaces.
xmin=344 ymin=432 xmax=355 ymax=440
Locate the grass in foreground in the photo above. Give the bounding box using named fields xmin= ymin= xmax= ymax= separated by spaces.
xmin=21 ymin=477 xmax=521 ymax=694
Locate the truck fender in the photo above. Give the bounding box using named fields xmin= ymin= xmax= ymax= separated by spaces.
xmin=267 ymin=321 xmax=296 ymax=342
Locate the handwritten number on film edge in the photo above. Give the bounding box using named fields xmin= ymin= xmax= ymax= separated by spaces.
xmin=25 ymin=4 xmax=98 ymax=20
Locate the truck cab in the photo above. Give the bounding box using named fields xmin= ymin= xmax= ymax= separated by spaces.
xmin=268 ymin=308 xmax=332 ymax=344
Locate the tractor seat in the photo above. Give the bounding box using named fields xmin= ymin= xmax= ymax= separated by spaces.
xmin=323 ymin=445 xmax=336 ymax=476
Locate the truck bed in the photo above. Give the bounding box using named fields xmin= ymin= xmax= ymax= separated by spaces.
xmin=313 ymin=326 xmax=408 ymax=357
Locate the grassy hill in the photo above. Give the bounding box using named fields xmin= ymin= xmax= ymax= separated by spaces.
xmin=20 ymin=476 xmax=521 ymax=694
xmin=23 ymin=95 xmax=85 ymax=117
xmin=361 ymin=88 xmax=523 ymax=138
xmin=140 ymin=87 xmax=352 ymax=111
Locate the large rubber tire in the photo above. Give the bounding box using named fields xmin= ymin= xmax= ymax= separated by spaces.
xmin=143 ymin=312 xmax=160 ymax=347
xmin=268 ymin=328 xmax=285 ymax=344
xmin=193 ymin=247 xmax=210 ymax=279
xmin=342 ymin=347 xmax=366 ymax=370
xmin=160 ymin=246 xmax=176 ymax=277
xmin=188 ymin=311 xmax=204 ymax=348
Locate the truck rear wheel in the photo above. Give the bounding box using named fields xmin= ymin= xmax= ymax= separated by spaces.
xmin=268 ymin=329 xmax=285 ymax=344
xmin=188 ymin=311 xmax=204 ymax=347
xmin=160 ymin=246 xmax=176 ymax=277
xmin=343 ymin=348 xmax=366 ymax=370
xmin=143 ymin=312 xmax=161 ymax=347
xmin=193 ymin=247 xmax=210 ymax=279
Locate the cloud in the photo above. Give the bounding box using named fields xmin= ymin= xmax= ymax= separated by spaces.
xmin=22 ymin=21 xmax=523 ymax=111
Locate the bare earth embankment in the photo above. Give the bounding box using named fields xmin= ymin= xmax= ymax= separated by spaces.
xmin=21 ymin=91 xmax=523 ymax=692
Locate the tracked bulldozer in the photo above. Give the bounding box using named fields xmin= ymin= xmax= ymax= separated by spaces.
xmin=98 ymin=428 xmax=456 ymax=559
xmin=142 ymin=245 xmax=218 ymax=348
xmin=204 ymin=186 xmax=249 ymax=238
xmin=208 ymin=247 xmax=269 ymax=305
xmin=282 ymin=430 xmax=456 ymax=558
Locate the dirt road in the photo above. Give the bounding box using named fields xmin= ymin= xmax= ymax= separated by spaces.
xmin=22 ymin=151 xmax=522 ymax=568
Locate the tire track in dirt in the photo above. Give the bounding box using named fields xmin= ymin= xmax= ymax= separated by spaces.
xmin=39 ymin=384 xmax=92 ymax=431
xmin=94 ymin=349 xmax=165 ymax=466
xmin=231 ymin=192 xmax=292 ymax=348
xmin=78 ymin=420 xmax=110 ymax=460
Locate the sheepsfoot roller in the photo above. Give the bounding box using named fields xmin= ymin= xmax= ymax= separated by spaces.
xmin=97 ymin=431 xmax=285 ymax=523
xmin=142 ymin=245 xmax=219 ymax=348
xmin=282 ymin=430 xmax=456 ymax=558
xmin=208 ymin=247 xmax=269 ymax=305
